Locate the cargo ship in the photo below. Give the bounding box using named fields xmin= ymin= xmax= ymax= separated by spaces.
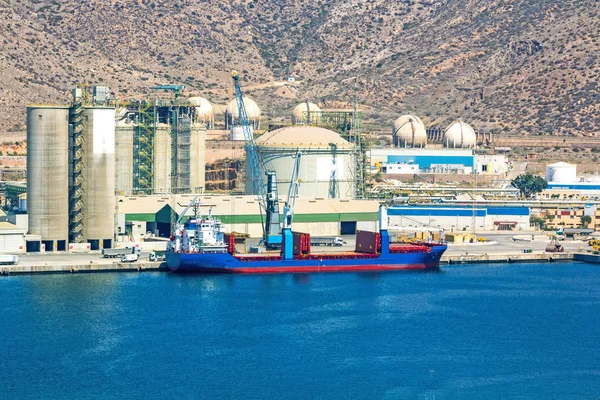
xmin=166 ymin=204 xmax=447 ymax=274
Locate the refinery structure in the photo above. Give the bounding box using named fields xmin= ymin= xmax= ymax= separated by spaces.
xmin=1 ymin=74 xmax=534 ymax=255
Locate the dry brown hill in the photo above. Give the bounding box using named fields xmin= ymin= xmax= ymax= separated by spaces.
xmin=1 ymin=0 xmax=599 ymax=136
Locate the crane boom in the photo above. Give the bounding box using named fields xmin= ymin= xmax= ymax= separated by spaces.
xmin=232 ymin=71 xmax=281 ymax=247
xmin=282 ymin=151 xmax=302 ymax=230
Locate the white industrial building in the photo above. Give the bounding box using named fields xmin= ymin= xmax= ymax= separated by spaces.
xmin=0 ymin=222 xmax=26 ymax=253
xmin=372 ymin=148 xmax=508 ymax=175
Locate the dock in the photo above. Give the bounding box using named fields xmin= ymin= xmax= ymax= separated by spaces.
xmin=0 ymin=261 xmax=167 ymax=275
xmin=442 ymin=252 xmax=574 ymax=264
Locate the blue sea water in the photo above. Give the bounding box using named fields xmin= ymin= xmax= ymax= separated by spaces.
xmin=1 ymin=262 xmax=599 ymax=399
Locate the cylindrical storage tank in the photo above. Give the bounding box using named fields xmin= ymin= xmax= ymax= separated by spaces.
xmin=190 ymin=125 xmax=206 ymax=194
xmin=80 ymin=107 xmax=116 ymax=247
xmin=292 ymin=102 xmax=321 ymax=125
xmin=230 ymin=125 xmax=253 ymax=141
xmin=115 ymin=113 xmax=134 ymax=195
xmin=26 ymin=106 xmax=70 ymax=243
xmin=188 ymin=96 xmax=215 ymax=129
xmin=442 ymin=120 xmax=476 ymax=149
xmin=153 ymin=123 xmax=172 ymax=194
xmin=225 ymin=97 xmax=261 ymax=129
xmin=546 ymin=162 xmax=577 ymax=183
xmin=250 ymin=127 xmax=354 ymax=198
xmin=392 ymin=114 xmax=427 ymax=148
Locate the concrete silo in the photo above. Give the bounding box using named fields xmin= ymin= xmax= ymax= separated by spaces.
xmin=442 ymin=120 xmax=476 ymax=149
xmin=251 ymin=126 xmax=354 ymax=199
xmin=115 ymin=113 xmax=134 ymax=195
xmin=190 ymin=125 xmax=206 ymax=193
xmin=153 ymin=123 xmax=172 ymax=194
xmin=392 ymin=114 xmax=427 ymax=148
xmin=225 ymin=97 xmax=261 ymax=129
xmin=26 ymin=106 xmax=70 ymax=251
xmin=78 ymin=107 xmax=116 ymax=249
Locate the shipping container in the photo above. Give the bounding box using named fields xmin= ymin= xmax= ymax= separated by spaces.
xmin=355 ymin=230 xmax=381 ymax=254
xmin=292 ymin=232 xmax=311 ymax=255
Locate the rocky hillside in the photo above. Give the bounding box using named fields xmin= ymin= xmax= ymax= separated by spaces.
xmin=1 ymin=0 xmax=599 ymax=136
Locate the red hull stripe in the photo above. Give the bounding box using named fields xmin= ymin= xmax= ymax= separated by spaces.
xmin=194 ymin=264 xmax=432 ymax=274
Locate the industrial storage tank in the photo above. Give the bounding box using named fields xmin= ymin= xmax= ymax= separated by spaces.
xmin=225 ymin=97 xmax=261 ymax=129
xmin=115 ymin=111 xmax=134 ymax=195
xmin=190 ymin=125 xmax=206 ymax=193
xmin=546 ymin=162 xmax=577 ymax=183
xmin=442 ymin=120 xmax=476 ymax=149
xmin=26 ymin=106 xmax=70 ymax=250
xmin=250 ymin=126 xmax=354 ymax=198
xmin=188 ymin=96 xmax=214 ymax=129
xmin=292 ymin=102 xmax=321 ymax=125
xmin=153 ymin=123 xmax=172 ymax=194
xmin=392 ymin=114 xmax=427 ymax=148
xmin=230 ymin=125 xmax=253 ymax=141
xmin=80 ymin=107 xmax=116 ymax=249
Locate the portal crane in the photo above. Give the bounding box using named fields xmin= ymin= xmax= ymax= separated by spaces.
xmin=232 ymin=71 xmax=281 ymax=248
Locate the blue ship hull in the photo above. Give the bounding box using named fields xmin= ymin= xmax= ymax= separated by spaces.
xmin=166 ymin=245 xmax=447 ymax=274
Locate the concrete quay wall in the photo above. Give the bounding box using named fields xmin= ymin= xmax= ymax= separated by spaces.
xmin=442 ymin=252 xmax=574 ymax=264
xmin=0 ymin=261 xmax=167 ymax=275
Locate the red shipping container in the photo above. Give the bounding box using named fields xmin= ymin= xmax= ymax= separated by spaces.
xmin=355 ymin=230 xmax=379 ymax=254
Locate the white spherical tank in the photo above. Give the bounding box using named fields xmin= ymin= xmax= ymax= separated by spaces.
xmin=442 ymin=120 xmax=476 ymax=149
xmin=188 ymin=96 xmax=214 ymax=128
xmin=392 ymin=114 xmax=427 ymax=148
xmin=26 ymin=106 xmax=70 ymax=244
xmin=292 ymin=102 xmax=321 ymax=124
xmin=225 ymin=97 xmax=261 ymax=129
xmin=546 ymin=162 xmax=577 ymax=183
xmin=250 ymin=126 xmax=355 ymax=198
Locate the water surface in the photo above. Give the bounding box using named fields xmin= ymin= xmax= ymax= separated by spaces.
xmin=1 ymin=262 xmax=599 ymax=399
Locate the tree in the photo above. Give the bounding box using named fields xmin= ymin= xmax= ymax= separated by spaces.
xmin=529 ymin=215 xmax=544 ymax=229
xmin=580 ymin=215 xmax=592 ymax=228
xmin=511 ymin=173 xmax=548 ymax=198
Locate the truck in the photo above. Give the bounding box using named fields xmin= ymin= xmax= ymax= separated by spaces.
xmin=102 ymin=246 xmax=140 ymax=258
xmin=310 ymin=236 xmax=345 ymax=247
xmin=120 ymin=253 xmax=139 ymax=263
xmin=0 ymin=255 xmax=19 ymax=265
xmin=149 ymin=250 xmax=166 ymax=262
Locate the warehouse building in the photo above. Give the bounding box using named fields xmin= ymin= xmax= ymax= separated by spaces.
xmin=115 ymin=195 xmax=380 ymax=242
xmin=387 ymin=205 xmax=531 ymax=232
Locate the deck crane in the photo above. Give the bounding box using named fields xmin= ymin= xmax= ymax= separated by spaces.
xmin=232 ymin=71 xmax=282 ymax=248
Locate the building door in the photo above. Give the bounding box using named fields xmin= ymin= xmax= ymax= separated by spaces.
xmin=340 ymin=221 xmax=357 ymax=235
